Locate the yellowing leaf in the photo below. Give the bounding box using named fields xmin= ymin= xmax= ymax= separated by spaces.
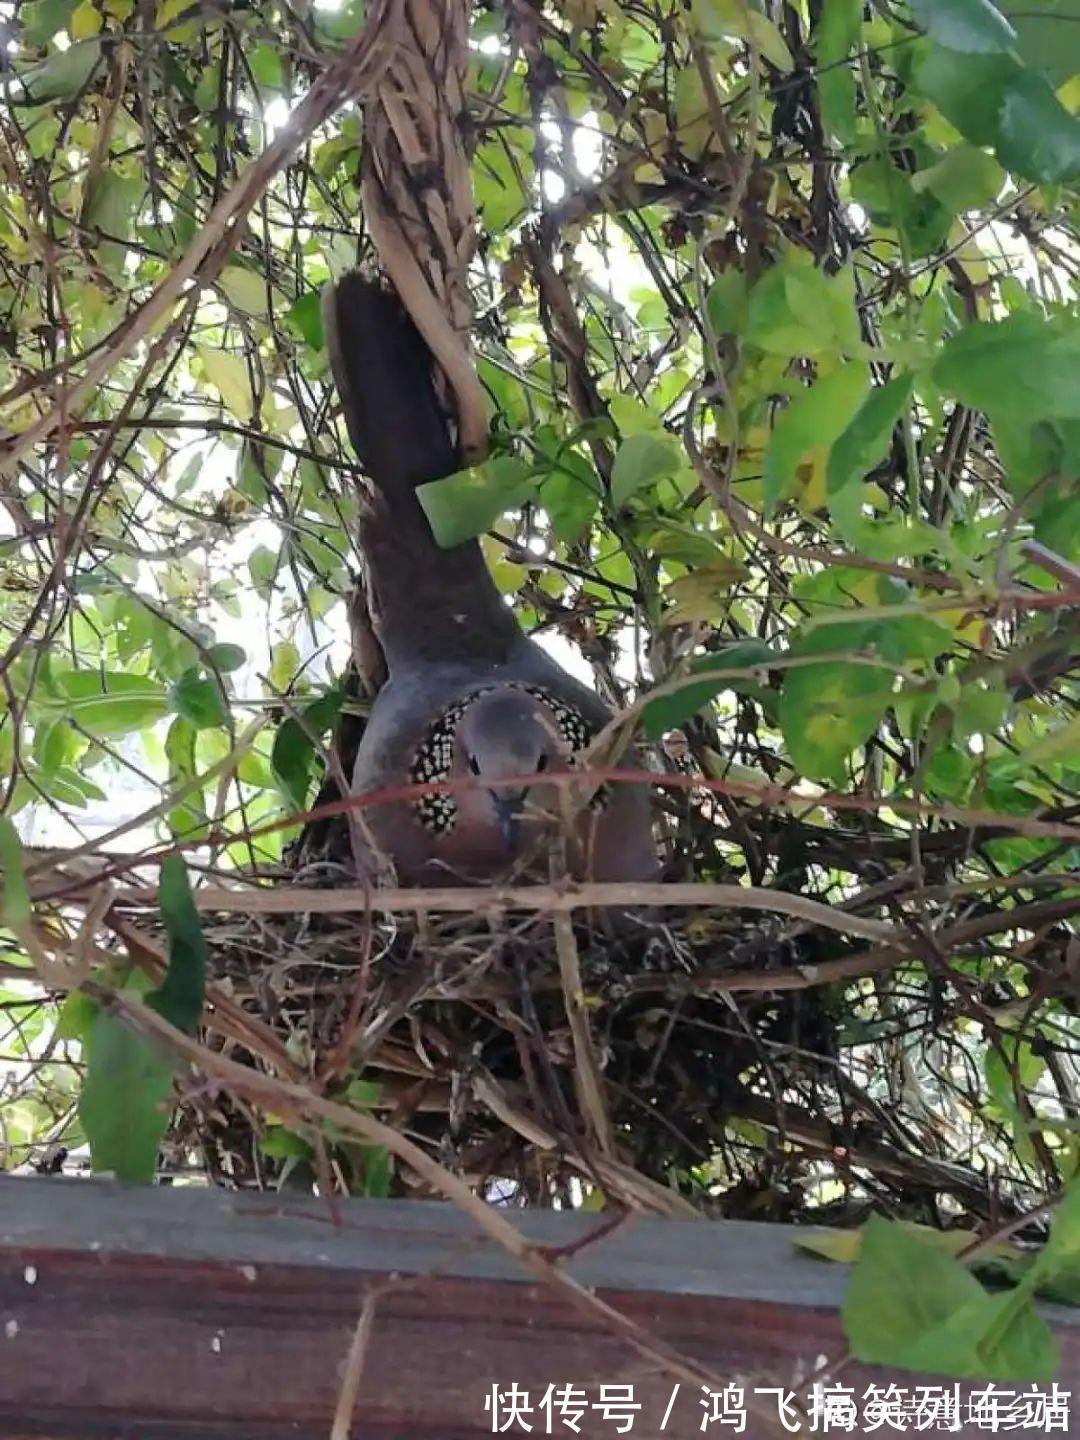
xmin=70 ymin=0 xmax=102 ymax=38
xmin=608 ymin=393 xmax=668 ymax=437
xmin=217 ymin=266 xmax=269 ymax=317
xmin=269 ymin=641 xmax=301 ymax=694
xmin=0 ymin=817 xmax=30 ymax=931
xmin=262 ymin=400 xmax=299 ymax=436
xmin=693 ymin=0 xmax=794 ymax=70
xmin=197 ymin=347 xmax=254 ymax=423
xmin=481 ymin=535 xmax=528 ymax=594
xmin=764 ymin=362 xmax=870 ymax=514
xmin=936 ymin=606 xmax=988 ymax=643
xmin=156 ymin=0 xmax=190 ymax=27
xmin=794 ymin=1229 xmax=864 ymax=1264
xmin=661 ymin=559 xmax=749 ymax=625
xmin=744 ymin=9 xmax=794 ymax=69
xmin=674 ymin=66 xmax=717 ymax=157
xmin=1018 ymin=714 xmax=1080 ymax=767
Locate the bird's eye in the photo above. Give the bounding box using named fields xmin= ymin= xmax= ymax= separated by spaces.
xmin=536 ymin=753 xmax=549 ymax=773
xmin=467 ymin=753 xmax=481 ymax=775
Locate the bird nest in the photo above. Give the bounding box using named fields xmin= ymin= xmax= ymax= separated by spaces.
xmin=139 ymin=858 xmax=932 ymax=1225
xmin=99 ymin=682 xmax=1072 ymax=1226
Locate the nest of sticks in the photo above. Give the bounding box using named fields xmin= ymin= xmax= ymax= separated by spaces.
xmin=159 ymin=877 xmax=840 ymax=1216
xmin=108 ymin=760 xmax=1072 ymax=1232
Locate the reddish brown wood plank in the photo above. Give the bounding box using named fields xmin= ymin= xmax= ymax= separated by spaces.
xmin=0 ymin=1179 xmax=1076 ymax=1439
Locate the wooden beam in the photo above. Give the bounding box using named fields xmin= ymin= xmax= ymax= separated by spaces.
xmin=0 ymin=1178 xmax=1075 ymax=1438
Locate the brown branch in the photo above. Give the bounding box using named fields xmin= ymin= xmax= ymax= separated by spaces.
xmin=104 ymin=879 xmax=908 ymax=943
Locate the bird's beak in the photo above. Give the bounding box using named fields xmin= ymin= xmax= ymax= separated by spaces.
xmin=492 ymin=790 xmax=526 ymax=850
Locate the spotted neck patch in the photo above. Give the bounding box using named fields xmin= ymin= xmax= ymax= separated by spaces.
xmin=408 ymin=684 xmax=605 ymax=835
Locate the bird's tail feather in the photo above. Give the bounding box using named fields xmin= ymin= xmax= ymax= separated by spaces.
xmin=323 ymin=272 xmax=459 ymax=504
xmin=323 ymin=272 xmax=519 ymax=666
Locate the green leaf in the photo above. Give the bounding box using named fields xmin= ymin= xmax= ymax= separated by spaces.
xmin=610 ymin=434 xmax=681 ymax=508
xmin=55 ymin=990 xmax=98 ymax=1042
xmin=951 ymin=676 xmax=1008 ymax=738
xmin=346 ymin=1076 xmax=382 ymax=1108
xmin=417 ymin=456 xmax=537 ymax=547
xmin=169 ymin=668 xmax=229 ymax=731
xmin=271 ymin=690 xmax=343 ymax=813
xmin=83 ymin=172 xmax=144 ymax=240
xmin=996 ymin=69 xmax=1080 ymax=184
xmin=778 ymin=652 xmax=893 ymax=780
xmin=914 ymin=44 xmax=1080 ymax=182
xmin=474 ymin=138 xmax=532 ymax=232
xmin=908 ymin=0 xmax=1016 ymax=53
xmin=249 ymin=42 xmax=285 ymax=90
xmin=908 ymin=1289 xmax=1058 ymax=1380
xmin=986 ymin=1036 xmax=1046 ymax=1164
xmin=11 ymin=39 xmax=102 ymax=104
xmin=0 ymin=818 xmax=30 ymax=931
xmin=268 ymin=641 xmax=300 ymax=694
xmin=850 ymin=160 xmax=953 ymax=257
xmin=692 ymin=0 xmax=793 ymax=70
xmin=249 ymin=544 xmax=279 ymax=595
xmin=1017 ymin=713 xmax=1080 ymax=766
xmin=271 ymin=719 xmax=314 ymax=812
xmin=261 ymin=1125 xmax=314 ymax=1161
xmin=828 ymin=373 xmax=914 ymax=495
xmin=207 ymin=642 xmax=246 ymax=673
xmin=915 ymin=48 xmax=1020 ymax=146
xmin=645 ymin=519 xmax=732 ymax=568
xmin=763 ymin=361 xmax=869 ymax=513
xmin=993 ymin=418 xmax=1080 ymax=498
xmin=314 ymin=0 xmax=368 ymax=42
xmin=20 ymin=0 xmax=77 ymax=46
xmin=843 ymin=1214 xmax=986 ymax=1365
xmin=843 ymin=1214 xmax=1058 ymax=1379
xmin=815 ymin=0 xmax=860 ymax=145
xmin=289 ymin=292 xmax=325 ymax=350
xmin=35 ymin=718 xmax=75 ymax=776
xmin=79 ymin=1006 xmax=175 ymax=1183
xmin=164 ymin=716 xmax=205 ymax=840
xmin=934 ymin=314 xmax=1080 ymax=424
xmin=640 ymin=641 xmax=776 ymax=740
xmin=1000 ymin=0 xmax=1080 ymax=87
xmin=193 ymin=66 xmax=220 ymax=113
xmin=538 ymin=451 xmax=601 ymax=542
xmin=359 ymin=1144 xmax=392 ymax=1198
xmin=746 ymin=256 xmax=860 ymax=358
xmin=911 ymin=145 xmax=1005 ymax=212
xmin=50 ymin=669 xmax=169 ymax=737
xmin=1033 ymin=1180 xmax=1080 ymax=1287
xmin=150 ymin=854 xmax=207 ymax=1036
xmin=705 ymin=268 xmax=749 ymax=337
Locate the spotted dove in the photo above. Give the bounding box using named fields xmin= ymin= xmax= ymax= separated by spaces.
xmin=324 ymin=274 xmax=656 ymax=887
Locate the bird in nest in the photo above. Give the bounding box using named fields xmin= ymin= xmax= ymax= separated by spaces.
xmin=323 ymin=273 xmax=656 ymax=888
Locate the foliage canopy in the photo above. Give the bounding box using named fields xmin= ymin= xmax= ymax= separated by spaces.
xmin=0 ymin=0 xmax=1078 ymax=1384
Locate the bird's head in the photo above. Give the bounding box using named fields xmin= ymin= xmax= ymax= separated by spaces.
xmin=453 ymin=688 xmax=566 ymax=850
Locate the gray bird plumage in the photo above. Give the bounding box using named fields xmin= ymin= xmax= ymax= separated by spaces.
xmin=324 ymin=273 xmax=656 ymax=886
